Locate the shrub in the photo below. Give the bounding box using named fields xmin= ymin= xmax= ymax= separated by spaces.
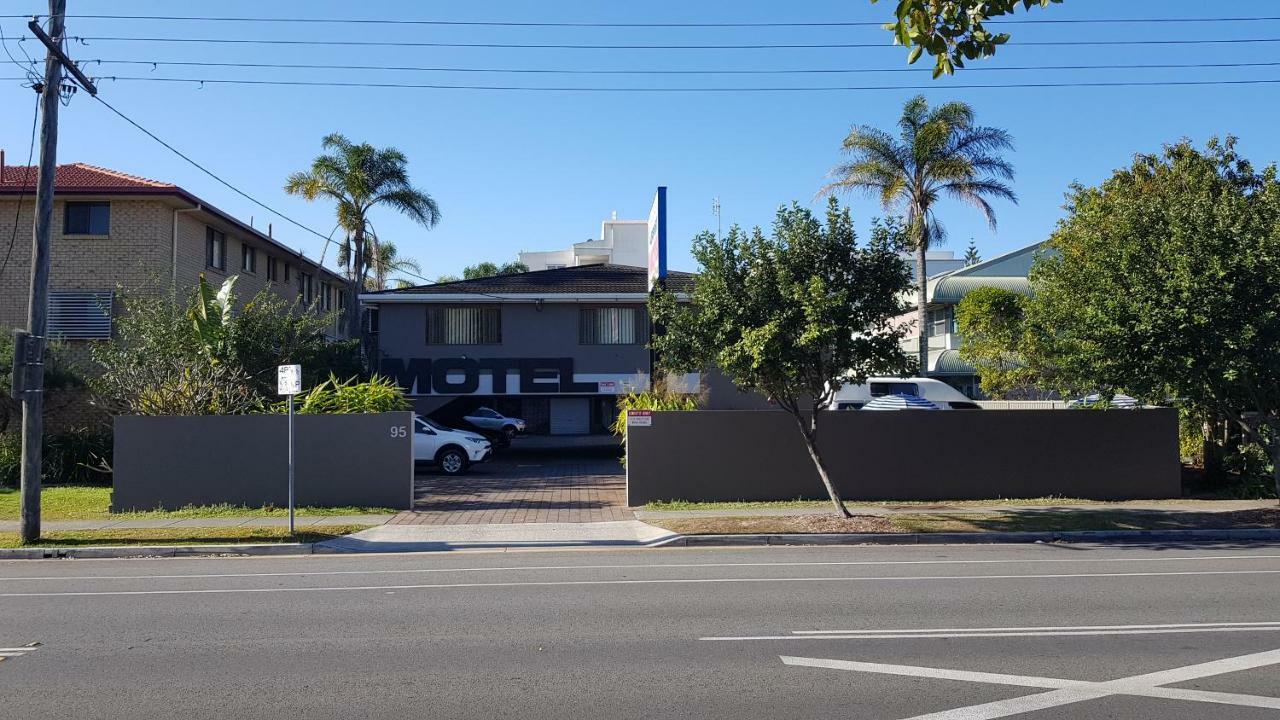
xmin=0 ymin=427 xmax=112 ymax=487
xmin=283 ymin=374 xmax=411 ymax=415
xmin=611 ymin=383 xmax=702 ymax=465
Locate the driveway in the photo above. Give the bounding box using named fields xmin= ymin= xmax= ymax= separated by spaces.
xmin=391 ymin=442 xmax=631 ymax=525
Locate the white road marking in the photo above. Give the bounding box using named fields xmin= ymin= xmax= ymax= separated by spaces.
xmin=0 ymin=646 xmax=37 ymax=660
xmin=792 ymin=620 xmax=1280 ymax=635
xmin=707 ymin=627 xmax=1280 ymax=641
xmin=1 ymin=568 xmax=1278 ymax=598
xmin=780 ymin=647 xmax=1280 ymax=718
xmin=5 ymin=553 xmax=1279 ymax=583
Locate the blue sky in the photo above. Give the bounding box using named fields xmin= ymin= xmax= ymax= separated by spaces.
xmin=2 ymin=0 xmax=1279 ymax=280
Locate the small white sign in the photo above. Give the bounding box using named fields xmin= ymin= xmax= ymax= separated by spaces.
xmin=277 ymin=364 xmax=302 ymax=396
xmin=627 ymin=410 xmax=653 ymax=427
xmin=598 ymin=380 xmax=618 ymax=394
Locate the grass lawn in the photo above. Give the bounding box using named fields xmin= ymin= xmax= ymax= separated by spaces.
xmin=642 ymin=497 xmax=1115 ymax=512
xmin=0 ymin=524 xmax=372 ymax=548
xmin=0 ymin=485 xmax=396 ymax=521
xmin=650 ymin=508 xmax=1280 ymax=535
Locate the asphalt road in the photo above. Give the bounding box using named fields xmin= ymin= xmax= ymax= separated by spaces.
xmin=2 ymin=542 xmax=1280 ymax=719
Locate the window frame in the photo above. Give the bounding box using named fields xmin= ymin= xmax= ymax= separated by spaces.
xmin=241 ymin=243 xmax=257 ymax=274
xmin=579 ymin=306 xmax=650 ymax=345
xmin=425 ymin=305 xmax=502 ymax=345
xmin=266 ymin=256 xmax=278 ymax=281
xmin=63 ymin=201 xmax=111 ymax=236
xmin=205 ymin=226 xmax=227 ymax=271
xmin=298 ymin=272 xmax=314 ymax=305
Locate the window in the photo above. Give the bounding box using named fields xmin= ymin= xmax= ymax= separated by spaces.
xmin=870 ymin=382 xmax=919 ymax=397
xmin=241 ymin=244 xmax=257 ymax=274
xmin=63 ymin=202 xmax=110 ymax=235
xmin=928 ymin=307 xmax=955 ymax=337
xmin=205 ymin=227 xmax=226 ymax=270
xmin=283 ymin=263 xmax=291 ymax=282
xmin=337 ymin=289 xmax=346 ymax=310
xmin=426 ymin=306 xmax=501 ymax=345
xmin=546 ymin=263 xmax=566 ymax=270
xmin=364 ymin=307 xmax=380 ymax=334
xmin=579 ymin=307 xmax=649 ymax=345
xmin=266 ymin=256 xmax=278 ymax=281
xmin=320 ymin=281 xmax=332 ymax=310
xmin=48 ymin=290 xmax=113 ymax=339
xmin=298 ymin=272 xmax=314 ymax=304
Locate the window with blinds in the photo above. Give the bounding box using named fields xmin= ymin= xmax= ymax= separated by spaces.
xmin=48 ymin=290 xmax=113 ymax=339
xmin=426 ymin=306 xmax=501 ymax=345
xmin=579 ymin=307 xmax=648 ymax=345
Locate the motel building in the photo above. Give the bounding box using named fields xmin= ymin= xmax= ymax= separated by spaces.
xmin=362 ymin=263 xmax=762 ymax=435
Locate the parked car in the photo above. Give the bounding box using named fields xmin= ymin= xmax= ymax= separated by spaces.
xmin=827 ymin=377 xmax=982 ymax=410
xmin=462 ymin=406 xmax=527 ymax=441
xmin=413 ymin=416 xmax=492 ymax=476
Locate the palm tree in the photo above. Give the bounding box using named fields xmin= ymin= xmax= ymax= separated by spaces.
xmin=336 ymin=234 xmax=423 ymax=291
xmin=821 ymin=96 xmax=1015 ymax=374
xmin=285 ymin=133 xmax=439 ymax=338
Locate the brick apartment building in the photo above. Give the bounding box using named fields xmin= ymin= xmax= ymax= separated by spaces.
xmin=0 ymin=160 xmax=350 ymax=359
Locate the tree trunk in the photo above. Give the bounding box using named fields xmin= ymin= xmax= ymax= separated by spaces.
xmin=789 ymin=409 xmax=852 ymax=518
xmin=347 ymin=225 xmax=364 ymax=340
xmin=916 ymin=240 xmax=929 ymax=375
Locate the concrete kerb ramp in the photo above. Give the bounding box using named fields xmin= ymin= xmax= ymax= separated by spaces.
xmin=316 ymin=520 xmax=676 ymax=553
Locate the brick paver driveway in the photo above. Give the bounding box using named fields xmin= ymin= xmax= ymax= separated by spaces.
xmin=389 ymin=447 xmax=631 ymax=525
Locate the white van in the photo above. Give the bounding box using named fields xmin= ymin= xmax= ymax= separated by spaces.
xmin=828 ymin=377 xmax=981 ymax=411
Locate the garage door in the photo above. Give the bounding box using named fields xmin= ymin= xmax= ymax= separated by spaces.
xmin=549 ymin=397 xmax=590 ymax=435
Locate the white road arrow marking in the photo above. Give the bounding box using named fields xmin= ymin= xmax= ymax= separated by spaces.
xmin=781 ymin=647 xmax=1280 ymax=718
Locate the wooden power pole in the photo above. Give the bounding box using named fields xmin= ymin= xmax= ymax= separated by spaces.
xmin=17 ymin=0 xmax=96 ymax=543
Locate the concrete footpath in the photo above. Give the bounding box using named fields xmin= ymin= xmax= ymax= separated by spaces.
xmin=317 ymin=520 xmax=677 ymax=553
xmin=635 ymin=499 xmax=1275 ymax=520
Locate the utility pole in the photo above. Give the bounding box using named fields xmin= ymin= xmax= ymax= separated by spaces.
xmin=17 ymin=0 xmax=97 ymax=542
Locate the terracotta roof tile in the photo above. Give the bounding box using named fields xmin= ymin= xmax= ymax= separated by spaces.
xmin=0 ymin=162 xmax=174 ymax=191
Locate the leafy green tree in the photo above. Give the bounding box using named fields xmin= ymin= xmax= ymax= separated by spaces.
xmin=1027 ymin=137 xmax=1280 ymax=498
xmin=434 ymin=274 xmax=461 ymax=284
xmin=337 ymin=236 xmax=423 ymax=290
xmin=463 ymin=261 xmax=529 ymax=279
xmin=821 ymin=95 xmax=1016 ymax=374
xmin=874 ymin=0 xmax=1063 ymax=77
xmin=964 ymin=239 xmax=981 ymax=265
xmin=955 ymin=286 xmax=1040 ymax=398
xmin=651 ymin=199 xmax=913 ymax=517
xmin=285 ymin=133 xmax=440 ymax=339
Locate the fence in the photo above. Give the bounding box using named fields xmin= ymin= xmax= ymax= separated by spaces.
xmin=112 ymin=411 xmax=414 ymax=511
xmin=625 ymin=409 xmax=1180 ymax=505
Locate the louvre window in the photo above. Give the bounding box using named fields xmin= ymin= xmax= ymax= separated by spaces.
xmin=266 ymin=256 xmax=278 ymax=281
xmin=48 ymin=290 xmax=112 ymax=339
xmin=298 ymin=272 xmax=314 ymax=304
xmin=320 ymin=281 xmax=332 ymax=310
xmin=64 ymin=202 xmax=110 ymax=235
xmin=205 ymin=227 xmax=226 ymax=270
xmin=426 ymin=306 xmax=501 ymax=345
xmin=579 ymin=307 xmax=648 ymax=345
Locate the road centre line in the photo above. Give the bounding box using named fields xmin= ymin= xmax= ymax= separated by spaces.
xmin=780 ymin=648 xmax=1280 ymax=717
xmin=5 ymin=553 xmax=1280 ymax=583
xmin=2 ymin=568 xmax=1278 ymax=598
xmin=791 ymin=620 xmax=1280 ymax=634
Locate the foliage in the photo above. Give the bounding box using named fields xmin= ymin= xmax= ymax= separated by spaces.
xmin=282 ymin=374 xmax=411 ymax=415
xmin=955 ymin=286 xmax=1041 ymax=398
xmin=0 ymin=334 xmax=86 ymax=433
xmin=285 ymin=132 xmax=440 ymax=337
xmin=337 ymin=236 xmax=423 ymax=291
xmin=610 ymin=383 xmax=702 ymax=465
xmin=821 ymin=95 xmax=1016 ymax=372
xmin=0 ymin=428 xmax=111 ymax=487
xmin=463 ymin=261 xmax=529 ymax=279
xmin=1027 ymin=137 xmax=1280 ymax=497
xmin=651 ymin=198 xmax=913 ymax=516
xmin=964 ymin=239 xmax=981 ymax=265
xmin=873 ymin=0 xmax=1063 ymax=77
xmin=92 ymin=277 xmax=354 ymax=415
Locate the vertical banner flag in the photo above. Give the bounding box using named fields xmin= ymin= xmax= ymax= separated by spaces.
xmin=647 ymin=186 xmax=667 ymax=292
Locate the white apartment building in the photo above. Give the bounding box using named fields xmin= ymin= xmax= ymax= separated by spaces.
xmin=520 ymin=214 xmax=649 ymax=271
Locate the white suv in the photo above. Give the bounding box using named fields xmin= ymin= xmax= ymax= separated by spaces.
xmin=413 ymin=416 xmax=492 ymax=476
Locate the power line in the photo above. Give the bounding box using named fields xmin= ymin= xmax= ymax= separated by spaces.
xmin=86 ymin=93 xmax=343 ymax=268
xmin=51 ymin=35 xmax=1280 ymax=50
xmin=54 ymin=74 xmax=1280 ymax=93
xmin=8 ymin=13 xmax=1280 ymax=27
xmin=68 ymin=58 xmax=1280 ymax=76
xmin=0 ymin=90 xmax=40 ymax=281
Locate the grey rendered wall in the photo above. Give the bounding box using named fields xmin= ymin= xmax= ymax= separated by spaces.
xmin=113 ymin=412 xmax=413 ymax=511
xmin=626 ymin=409 xmax=1180 ymax=505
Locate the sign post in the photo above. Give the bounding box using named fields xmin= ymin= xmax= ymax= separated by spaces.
xmin=277 ymin=364 xmax=302 ymax=534
xmin=647 ymin=186 xmax=668 ymax=388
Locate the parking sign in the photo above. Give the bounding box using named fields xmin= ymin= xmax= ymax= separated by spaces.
xmin=277 ymin=364 xmax=302 ymax=396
